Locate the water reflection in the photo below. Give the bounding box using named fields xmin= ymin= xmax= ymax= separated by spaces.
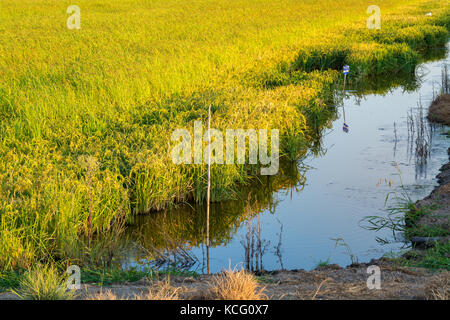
xmin=124 ymin=160 xmax=307 ymax=271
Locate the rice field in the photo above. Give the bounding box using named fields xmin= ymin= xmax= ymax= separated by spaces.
xmin=0 ymin=0 xmax=449 ymax=270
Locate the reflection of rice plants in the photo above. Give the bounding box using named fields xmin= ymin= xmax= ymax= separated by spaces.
xmin=135 ymin=230 xmax=198 ymax=271
xmin=274 ymin=218 xmax=285 ymax=270
xmin=393 ymin=121 xmax=398 ymax=156
xmin=407 ymin=100 xmax=432 ymax=178
xmin=441 ymin=65 xmax=449 ymax=95
xmin=240 ymin=195 xmax=270 ymax=272
xmin=408 ymin=63 xmax=449 ymax=179
xmin=241 ymin=214 xmax=270 ymax=272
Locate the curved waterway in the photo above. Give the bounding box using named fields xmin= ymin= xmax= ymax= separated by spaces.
xmin=122 ymin=44 xmax=450 ymax=273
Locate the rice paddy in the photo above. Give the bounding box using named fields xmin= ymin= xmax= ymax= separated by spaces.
xmin=0 ymin=0 xmax=449 ymax=271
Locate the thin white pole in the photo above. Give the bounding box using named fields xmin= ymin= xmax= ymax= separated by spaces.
xmin=342 ymin=73 xmax=347 ymax=124
xmin=206 ymin=104 xmax=211 ymax=274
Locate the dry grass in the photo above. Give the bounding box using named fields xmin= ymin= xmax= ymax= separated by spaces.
xmin=208 ymin=267 xmax=267 ymax=300
xmin=311 ymin=277 xmax=334 ymax=300
xmin=424 ymin=272 xmax=450 ymax=300
xmin=88 ymin=289 xmax=121 ymax=300
xmin=136 ymin=278 xmax=181 ymax=300
xmin=428 ymin=93 xmax=450 ymax=125
xmin=88 ymin=278 xmax=181 ymax=300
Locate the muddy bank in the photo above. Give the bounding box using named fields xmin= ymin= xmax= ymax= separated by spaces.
xmin=411 ymin=92 xmax=450 ymax=247
xmin=81 ymin=261 xmax=446 ymax=300
xmin=413 ymin=149 xmax=450 ymax=246
xmin=1 ymin=259 xmax=447 ymax=300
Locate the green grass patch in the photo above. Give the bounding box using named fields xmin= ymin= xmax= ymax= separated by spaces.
xmin=81 ymin=266 xmax=198 ymax=286
xmin=0 ymin=269 xmax=24 ymax=293
xmin=387 ymin=242 xmax=450 ymax=271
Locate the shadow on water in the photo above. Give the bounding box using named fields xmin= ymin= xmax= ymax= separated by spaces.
xmin=119 ymin=43 xmax=449 ymax=273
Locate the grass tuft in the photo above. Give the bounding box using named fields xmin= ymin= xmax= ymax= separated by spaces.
xmin=208 ymin=267 xmax=267 ymax=300
xmin=12 ymin=264 xmax=76 ymax=300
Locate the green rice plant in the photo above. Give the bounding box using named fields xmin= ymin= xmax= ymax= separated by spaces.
xmin=361 ymin=180 xmax=446 ymax=243
xmin=0 ymin=269 xmax=24 ymax=292
xmin=347 ymin=42 xmax=420 ymax=76
xmin=293 ymin=44 xmax=351 ymax=73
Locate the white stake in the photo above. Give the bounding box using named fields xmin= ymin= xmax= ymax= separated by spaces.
xmin=206 ymin=104 xmax=211 ymax=274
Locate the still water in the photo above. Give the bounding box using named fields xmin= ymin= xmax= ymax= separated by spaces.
xmin=122 ymin=45 xmax=449 ymax=273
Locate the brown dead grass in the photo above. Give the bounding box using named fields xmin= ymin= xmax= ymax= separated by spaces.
xmin=311 ymin=277 xmax=334 ymax=300
xmin=136 ymin=278 xmax=181 ymax=300
xmin=88 ymin=289 xmax=120 ymax=300
xmin=207 ymin=267 xmax=267 ymax=300
xmin=424 ymin=271 xmax=449 ymax=300
xmin=428 ymin=93 xmax=450 ymax=126
xmin=88 ymin=278 xmax=181 ymax=300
